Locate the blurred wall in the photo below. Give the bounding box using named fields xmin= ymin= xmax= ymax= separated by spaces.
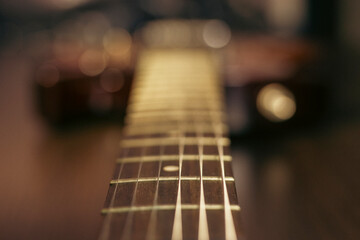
xmin=340 ymin=0 xmax=360 ymax=51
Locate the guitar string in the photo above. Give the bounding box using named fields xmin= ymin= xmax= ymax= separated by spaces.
xmin=117 ymin=53 xmax=152 ymax=239
xmin=196 ymin=122 xmax=210 ymax=240
xmin=120 ymin=145 xmax=147 ymax=240
xmin=174 ymin=56 xmax=207 ymax=240
xmin=145 ymin=142 xmax=165 ymax=240
xmin=145 ymin=54 xmax=171 ymax=240
xmin=193 ymin=53 xmax=211 ymax=240
xmin=211 ymin=67 xmax=237 ymax=240
xmin=171 ymin=121 xmax=185 ymax=240
xmin=170 ymin=56 xmax=192 ymax=240
xmin=120 ymin=58 xmax=152 ymax=239
xmin=215 ymin=125 xmax=237 ymax=240
xmin=101 ymin=51 xmax=230 ymax=239
xmin=98 ymin=147 xmax=129 ymax=240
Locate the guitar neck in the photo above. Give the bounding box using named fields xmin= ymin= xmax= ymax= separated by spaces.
xmin=99 ymin=49 xmax=243 ymax=240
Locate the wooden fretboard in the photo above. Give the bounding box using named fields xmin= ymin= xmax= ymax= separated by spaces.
xmin=99 ymin=49 xmax=243 ymax=240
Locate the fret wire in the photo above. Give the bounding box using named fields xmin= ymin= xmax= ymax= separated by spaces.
xmin=134 ymin=77 xmax=217 ymax=81
xmin=125 ymin=116 xmax=225 ymax=125
xmin=135 ymin=80 xmax=218 ymax=83
xmin=125 ymin=118 xmax=226 ymax=126
xmin=135 ymin=76 xmax=217 ymax=79
xmin=134 ymin=73 xmax=218 ymax=79
xmin=137 ymin=66 xmax=215 ymax=71
xmin=132 ymin=84 xmax=220 ymax=89
xmin=134 ymin=78 xmax=219 ymax=82
xmin=127 ymin=107 xmax=223 ymax=114
xmin=136 ymin=64 xmax=215 ymax=70
xmin=102 ymin=204 xmax=241 ymax=214
xmin=120 ymin=137 xmax=230 ymax=148
xmin=132 ymin=86 xmax=219 ymax=92
xmin=116 ymin=154 xmax=232 ymax=164
xmin=131 ymin=92 xmax=221 ymax=98
xmin=130 ymin=92 xmax=222 ymax=99
xmin=132 ymin=90 xmax=219 ymax=95
xmin=136 ymin=70 xmax=217 ymax=74
xmin=110 ymin=176 xmax=235 ymax=184
xmin=130 ymin=90 xmax=221 ymax=96
xmin=136 ymin=69 xmax=216 ymax=74
xmin=129 ymin=95 xmax=222 ymax=103
xmin=128 ymin=101 xmax=223 ymax=107
xmin=135 ymin=75 xmax=217 ymax=80
xmin=132 ymin=87 xmax=221 ymax=93
xmin=134 ymin=73 xmax=217 ymax=79
xmin=130 ymin=96 xmax=223 ymax=103
xmin=127 ymin=108 xmax=224 ymax=114
xmin=128 ymin=100 xmax=224 ymax=106
xmin=137 ymin=64 xmax=215 ymax=70
xmin=127 ymin=110 xmax=225 ymax=119
xmin=124 ymin=124 xmax=228 ymax=136
xmin=127 ymin=104 xmax=224 ymax=113
xmin=133 ymin=78 xmax=219 ymax=84
xmin=127 ymin=105 xmax=223 ymax=113
xmin=130 ymin=95 xmax=222 ymax=102
xmin=127 ymin=119 xmax=228 ymax=127
xmin=131 ymin=89 xmax=220 ymax=95
xmin=128 ymin=98 xmax=223 ymax=105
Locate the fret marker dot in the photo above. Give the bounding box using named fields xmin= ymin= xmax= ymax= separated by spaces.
xmin=163 ymin=165 xmax=179 ymax=172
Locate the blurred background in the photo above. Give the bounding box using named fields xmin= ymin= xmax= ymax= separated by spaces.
xmin=0 ymin=0 xmax=360 ymax=239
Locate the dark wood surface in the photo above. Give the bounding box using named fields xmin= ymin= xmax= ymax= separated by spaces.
xmin=1 ymin=52 xmax=360 ymax=240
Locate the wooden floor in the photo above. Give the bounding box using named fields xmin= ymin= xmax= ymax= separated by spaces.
xmin=0 ymin=53 xmax=360 ymax=240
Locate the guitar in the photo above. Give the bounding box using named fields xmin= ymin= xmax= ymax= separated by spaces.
xmin=98 ymin=46 xmax=244 ymax=239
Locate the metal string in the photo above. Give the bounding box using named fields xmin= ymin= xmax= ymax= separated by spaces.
xmin=145 ymin=142 xmax=165 ymax=240
xmin=98 ymin=147 xmax=129 ymax=240
xmin=171 ymin=126 xmax=185 ymax=240
xmin=120 ymin=144 xmax=148 ymax=240
xmin=196 ymin=123 xmax=210 ymax=240
xmin=211 ymin=68 xmax=237 ymax=240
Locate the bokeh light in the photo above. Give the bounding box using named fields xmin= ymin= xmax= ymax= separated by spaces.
xmin=78 ymin=49 xmax=108 ymax=76
xmin=257 ymin=83 xmax=296 ymax=122
xmin=103 ymin=28 xmax=132 ymax=57
xmin=141 ymin=19 xmax=232 ymax=48
xmin=142 ymin=20 xmax=192 ymax=47
xmin=266 ymin=0 xmax=307 ymax=35
xmin=203 ymin=20 xmax=231 ymax=48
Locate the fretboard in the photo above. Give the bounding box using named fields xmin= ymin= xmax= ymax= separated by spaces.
xmin=99 ymin=49 xmax=243 ymax=240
